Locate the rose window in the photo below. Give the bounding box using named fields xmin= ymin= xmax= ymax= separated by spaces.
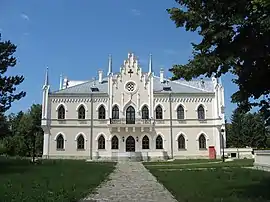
xmin=126 ymin=82 xmax=135 ymax=92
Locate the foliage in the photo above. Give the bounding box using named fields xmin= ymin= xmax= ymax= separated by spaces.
xmin=1 ymin=104 xmax=43 ymax=158
xmin=167 ymin=0 xmax=270 ymax=125
xmin=226 ymin=109 xmax=267 ymax=148
xmin=0 ymin=34 xmax=25 ymax=113
xmin=0 ymin=158 xmax=116 ymax=201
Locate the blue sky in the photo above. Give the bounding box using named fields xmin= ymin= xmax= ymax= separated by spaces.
xmin=0 ymin=0 xmax=238 ymax=120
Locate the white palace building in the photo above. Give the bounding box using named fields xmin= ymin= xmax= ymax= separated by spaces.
xmin=41 ymin=53 xmax=226 ymax=161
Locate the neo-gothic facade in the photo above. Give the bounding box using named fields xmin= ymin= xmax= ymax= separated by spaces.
xmin=41 ymin=53 xmax=226 ymax=160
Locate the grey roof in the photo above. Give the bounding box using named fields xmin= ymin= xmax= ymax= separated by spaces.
xmin=51 ymin=75 xmax=214 ymax=95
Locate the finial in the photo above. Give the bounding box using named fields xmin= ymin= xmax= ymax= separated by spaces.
xmin=44 ymin=67 xmax=49 ymax=86
xmin=59 ymin=74 xmax=63 ymax=90
xmin=107 ymin=54 xmax=112 ymax=76
xmin=148 ymin=54 xmax=152 ymax=74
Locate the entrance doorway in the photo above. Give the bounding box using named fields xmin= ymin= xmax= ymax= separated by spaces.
xmin=126 ymin=136 xmax=135 ymax=152
xmin=126 ymin=106 xmax=135 ymax=124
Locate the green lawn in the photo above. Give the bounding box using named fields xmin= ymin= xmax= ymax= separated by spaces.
xmin=145 ymin=159 xmax=270 ymax=202
xmin=145 ymin=159 xmax=254 ymax=169
xmin=0 ymin=157 xmax=116 ymax=202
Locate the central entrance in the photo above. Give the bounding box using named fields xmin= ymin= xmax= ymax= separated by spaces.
xmin=126 ymin=136 xmax=135 ymax=152
xmin=126 ymin=106 xmax=135 ymax=124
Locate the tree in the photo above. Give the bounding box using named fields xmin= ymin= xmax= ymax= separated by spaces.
xmin=0 ymin=33 xmax=26 ymax=113
xmin=17 ymin=104 xmax=43 ymax=161
xmin=226 ymin=109 xmax=267 ymax=148
xmin=167 ymin=0 xmax=270 ymax=124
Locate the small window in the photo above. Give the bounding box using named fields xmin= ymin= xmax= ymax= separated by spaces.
xmin=142 ymin=106 xmax=149 ymax=119
xmin=198 ymin=105 xmax=205 ymax=120
xmin=199 ymin=134 xmax=206 ymax=149
xmin=112 ymin=106 xmax=119 ymax=119
xmin=155 ymin=105 xmax=163 ymax=119
xmin=98 ymin=105 xmax=106 ymax=119
xmin=142 ymin=135 xmax=150 ymax=149
xmin=77 ymin=135 xmax=85 ymax=150
xmin=178 ymin=135 xmax=185 ymax=149
xmin=58 ymin=105 xmax=65 ymax=119
xmin=177 ymin=105 xmax=185 ymax=120
xmin=98 ymin=135 xmax=105 ymax=149
xmin=56 ymin=134 xmax=64 ymax=149
xmin=111 ymin=135 xmax=119 ymax=149
xmin=78 ymin=105 xmax=86 ymax=119
xmin=156 ymin=135 xmax=163 ymax=149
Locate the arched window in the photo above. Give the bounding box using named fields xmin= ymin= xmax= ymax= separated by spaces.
xmin=142 ymin=135 xmax=149 ymax=149
xmin=156 ymin=135 xmax=163 ymax=149
xmin=142 ymin=106 xmax=149 ymax=119
xmin=178 ymin=135 xmax=185 ymax=149
xmin=126 ymin=106 xmax=135 ymax=124
xmin=112 ymin=106 xmax=119 ymax=119
xmin=98 ymin=135 xmax=105 ymax=149
xmin=98 ymin=105 xmax=106 ymax=119
xmin=58 ymin=105 xmax=65 ymax=119
xmin=78 ymin=105 xmax=86 ymax=119
xmin=197 ymin=105 xmax=205 ymax=120
xmin=56 ymin=134 xmax=64 ymax=149
xmin=77 ymin=134 xmax=85 ymax=150
xmin=155 ymin=105 xmax=163 ymax=119
xmin=111 ymin=135 xmax=119 ymax=149
xmin=177 ymin=105 xmax=185 ymax=120
xmin=199 ymin=134 xmax=206 ymax=149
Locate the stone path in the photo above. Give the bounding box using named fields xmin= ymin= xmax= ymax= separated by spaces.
xmin=80 ymin=162 xmax=178 ymax=202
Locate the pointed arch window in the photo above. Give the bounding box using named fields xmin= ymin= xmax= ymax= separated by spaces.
xmin=199 ymin=134 xmax=206 ymax=149
xmin=77 ymin=134 xmax=85 ymax=150
xmin=111 ymin=135 xmax=119 ymax=149
xmin=142 ymin=106 xmax=149 ymax=119
xmin=58 ymin=105 xmax=65 ymax=119
xmin=56 ymin=134 xmax=64 ymax=150
xmin=112 ymin=106 xmax=119 ymax=119
xmin=98 ymin=105 xmax=106 ymax=119
xmin=155 ymin=105 xmax=163 ymax=119
xmin=197 ymin=105 xmax=205 ymax=120
xmin=178 ymin=135 xmax=185 ymax=149
xmin=142 ymin=135 xmax=150 ymax=149
xmin=156 ymin=135 xmax=163 ymax=149
xmin=98 ymin=135 xmax=105 ymax=149
xmin=78 ymin=105 xmax=86 ymax=119
xmin=177 ymin=105 xmax=185 ymax=120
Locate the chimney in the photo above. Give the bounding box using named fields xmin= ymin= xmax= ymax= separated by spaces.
xmin=63 ymin=76 xmax=69 ymax=89
xmin=160 ymin=68 xmax=164 ymax=83
xmin=98 ymin=70 xmax=103 ymax=83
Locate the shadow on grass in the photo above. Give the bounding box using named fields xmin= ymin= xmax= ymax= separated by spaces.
xmin=236 ymin=175 xmax=270 ymax=201
xmin=0 ymin=157 xmax=34 ymax=175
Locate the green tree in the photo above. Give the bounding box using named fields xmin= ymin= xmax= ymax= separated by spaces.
xmin=0 ymin=34 xmax=26 ymax=113
xmin=0 ymin=113 xmax=9 ymax=138
xmin=227 ymin=109 xmax=267 ymax=148
xmin=167 ymin=0 xmax=270 ymax=124
xmin=17 ymin=104 xmax=43 ymax=160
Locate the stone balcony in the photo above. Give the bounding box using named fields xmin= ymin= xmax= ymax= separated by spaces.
xmin=108 ymin=118 xmax=154 ymax=132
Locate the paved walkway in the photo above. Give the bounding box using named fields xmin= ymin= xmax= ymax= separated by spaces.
xmin=80 ymin=162 xmax=178 ymax=202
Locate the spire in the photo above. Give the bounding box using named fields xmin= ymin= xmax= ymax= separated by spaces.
xmin=148 ymin=54 xmax=152 ymax=74
xmin=107 ymin=54 xmax=112 ymax=76
xmin=59 ymin=74 xmax=63 ymax=90
xmin=44 ymin=67 xmax=49 ymax=86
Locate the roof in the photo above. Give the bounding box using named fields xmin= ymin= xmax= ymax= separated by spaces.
xmin=51 ymin=75 xmax=214 ymax=95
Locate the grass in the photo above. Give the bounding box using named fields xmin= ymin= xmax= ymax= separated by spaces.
xmin=145 ymin=159 xmax=270 ymax=202
xmin=145 ymin=159 xmax=254 ymax=169
xmin=0 ymin=157 xmax=116 ymax=202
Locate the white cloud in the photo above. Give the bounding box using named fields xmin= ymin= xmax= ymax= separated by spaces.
xmin=131 ymin=9 xmax=141 ymax=16
xmin=21 ymin=13 xmax=29 ymax=21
